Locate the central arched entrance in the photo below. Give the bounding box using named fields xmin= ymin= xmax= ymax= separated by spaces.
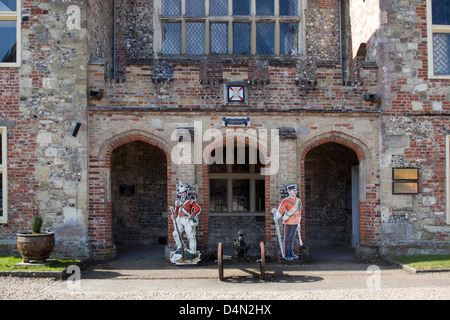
xmin=110 ymin=140 xmax=168 ymax=259
xmin=304 ymin=142 xmax=360 ymax=259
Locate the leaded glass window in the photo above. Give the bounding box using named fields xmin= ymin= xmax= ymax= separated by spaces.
xmin=430 ymin=0 xmax=450 ymax=76
xmin=159 ymin=0 xmax=302 ymax=56
xmin=0 ymin=0 xmax=20 ymax=66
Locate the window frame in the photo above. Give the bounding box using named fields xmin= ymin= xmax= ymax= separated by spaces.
xmin=154 ymin=0 xmax=304 ymax=57
xmin=392 ymin=168 xmax=419 ymax=195
xmin=427 ymin=0 xmax=450 ymax=79
xmin=208 ymin=145 xmax=265 ymax=216
xmin=0 ymin=0 xmax=21 ymax=68
xmin=0 ymin=127 xmax=7 ymax=224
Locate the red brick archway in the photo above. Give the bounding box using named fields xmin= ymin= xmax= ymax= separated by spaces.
xmin=88 ymin=131 xmax=173 ymax=261
xmin=299 ymin=131 xmax=379 ymax=252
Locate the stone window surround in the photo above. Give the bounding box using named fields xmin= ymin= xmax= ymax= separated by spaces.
xmin=0 ymin=0 xmax=21 ymax=68
xmin=0 ymin=127 xmax=7 ymax=224
xmin=153 ymin=0 xmax=305 ymax=57
xmin=427 ymin=0 xmax=450 ymax=79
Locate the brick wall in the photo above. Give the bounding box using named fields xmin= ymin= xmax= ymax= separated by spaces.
xmin=374 ymin=0 xmax=450 ymax=254
xmin=0 ymin=67 xmax=38 ymax=254
xmin=0 ymin=0 xmax=90 ymax=258
xmin=2 ymin=0 xmax=448 ymax=262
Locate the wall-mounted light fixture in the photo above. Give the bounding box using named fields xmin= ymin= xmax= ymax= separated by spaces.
xmin=72 ymin=122 xmax=81 ymax=137
xmin=364 ymin=93 xmax=379 ymax=101
xmin=89 ymin=89 xmax=104 ymax=99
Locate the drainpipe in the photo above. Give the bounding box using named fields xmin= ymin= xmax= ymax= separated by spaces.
xmin=339 ymin=0 xmax=344 ymax=83
xmin=113 ymin=0 xmax=117 ymax=79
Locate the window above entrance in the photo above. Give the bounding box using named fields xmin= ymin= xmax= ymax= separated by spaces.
xmin=154 ymin=0 xmax=304 ymax=56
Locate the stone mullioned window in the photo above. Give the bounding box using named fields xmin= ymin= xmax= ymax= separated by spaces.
xmin=154 ymin=0 xmax=303 ymax=56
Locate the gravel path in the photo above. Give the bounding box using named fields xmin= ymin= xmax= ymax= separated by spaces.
xmin=1 ymin=272 xmax=449 ymax=300
xmin=1 ymin=258 xmax=449 ymax=300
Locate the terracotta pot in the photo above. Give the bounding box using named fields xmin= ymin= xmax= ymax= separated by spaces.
xmin=16 ymin=232 xmax=55 ymax=263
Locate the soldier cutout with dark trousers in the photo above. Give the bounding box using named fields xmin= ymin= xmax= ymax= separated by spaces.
xmin=273 ymin=184 xmax=302 ymax=261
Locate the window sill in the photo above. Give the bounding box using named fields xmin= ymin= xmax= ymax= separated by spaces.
xmin=149 ymin=54 xmax=303 ymax=64
xmin=428 ymin=74 xmax=450 ymax=80
xmin=209 ymin=211 xmax=265 ymax=216
xmin=0 ymin=62 xmax=21 ymax=68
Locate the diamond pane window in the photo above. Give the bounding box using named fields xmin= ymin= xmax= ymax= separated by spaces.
xmin=234 ymin=23 xmax=250 ymax=54
xmin=433 ymin=33 xmax=450 ymax=75
xmin=162 ymin=0 xmax=181 ymax=16
xmin=279 ymin=0 xmax=298 ymax=16
xmin=186 ymin=23 xmax=204 ymax=55
xmin=186 ymin=0 xmax=204 ymax=16
xmin=0 ymin=0 xmax=19 ymax=66
xmin=162 ymin=23 xmax=181 ymax=54
xmin=233 ymin=0 xmax=250 ymax=15
xmin=280 ymin=22 xmax=297 ymax=55
xmin=256 ymin=23 xmax=274 ymax=54
xmin=0 ymin=21 xmax=16 ymax=63
xmin=256 ymin=0 xmax=274 ymax=16
xmin=0 ymin=0 xmax=16 ymax=11
xmin=430 ymin=0 xmax=450 ymax=76
xmin=432 ymin=0 xmax=450 ymax=25
xmin=157 ymin=0 xmax=302 ymax=56
xmin=210 ymin=0 xmax=228 ymax=16
xmin=211 ymin=23 xmax=228 ymax=54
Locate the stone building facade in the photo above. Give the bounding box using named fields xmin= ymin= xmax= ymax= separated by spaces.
xmin=0 ymin=0 xmax=449 ymax=262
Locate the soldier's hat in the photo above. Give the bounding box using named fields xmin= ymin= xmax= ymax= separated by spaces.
xmin=177 ymin=182 xmax=188 ymax=194
xmin=287 ymin=184 xmax=298 ymax=191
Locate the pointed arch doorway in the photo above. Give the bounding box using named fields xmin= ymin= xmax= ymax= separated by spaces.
xmin=304 ymin=142 xmax=360 ymax=259
xmin=110 ymin=140 xmax=168 ymax=260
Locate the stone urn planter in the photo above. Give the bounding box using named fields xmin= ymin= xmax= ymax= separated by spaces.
xmin=16 ymin=214 xmax=55 ymax=263
xmin=16 ymin=232 xmax=55 ymax=263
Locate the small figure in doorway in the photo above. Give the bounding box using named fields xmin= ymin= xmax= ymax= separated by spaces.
xmin=233 ymin=230 xmax=249 ymax=262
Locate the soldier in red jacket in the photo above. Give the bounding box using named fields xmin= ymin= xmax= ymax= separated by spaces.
xmin=273 ymin=184 xmax=302 ymax=261
xmin=170 ymin=182 xmax=202 ymax=264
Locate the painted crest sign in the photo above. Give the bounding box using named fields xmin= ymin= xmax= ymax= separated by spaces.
xmin=227 ymin=85 xmax=245 ymax=103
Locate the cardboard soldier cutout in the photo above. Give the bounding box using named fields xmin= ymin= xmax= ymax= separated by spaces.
xmin=170 ymin=182 xmax=202 ymax=265
xmin=272 ymin=184 xmax=303 ymax=261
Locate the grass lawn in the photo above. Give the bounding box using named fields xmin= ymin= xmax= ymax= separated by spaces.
xmin=0 ymin=256 xmax=80 ymax=272
xmin=389 ymin=254 xmax=450 ymax=270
